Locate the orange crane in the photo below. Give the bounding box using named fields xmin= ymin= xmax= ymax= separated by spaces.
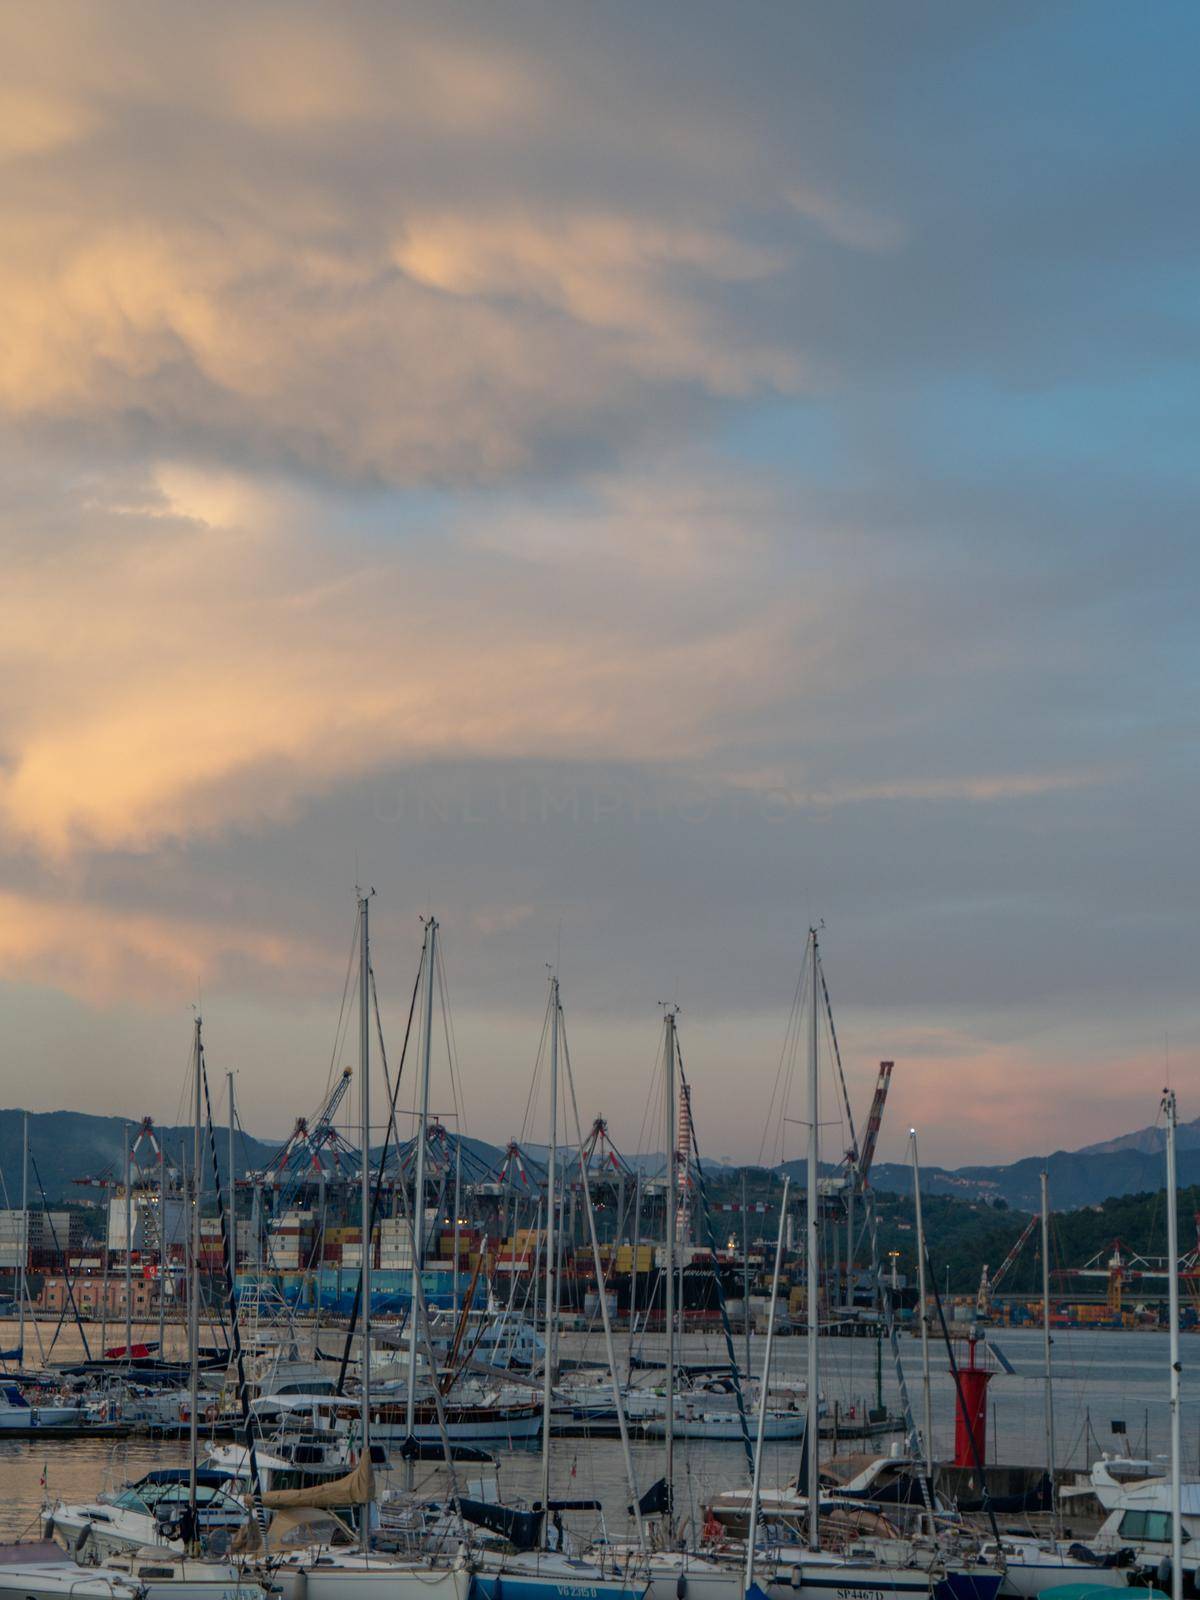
xmin=976 ymin=1211 xmax=1039 ymax=1318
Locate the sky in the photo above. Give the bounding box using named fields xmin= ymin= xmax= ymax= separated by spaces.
xmin=0 ymin=1 xmax=1196 ymax=1170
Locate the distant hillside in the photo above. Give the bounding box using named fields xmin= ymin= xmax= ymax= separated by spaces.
xmin=870 ymin=1183 xmax=1200 ymax=1297
xmin=861 ymin=1145 xmax=1200 ymax=1211
xmin=0 ymin=1109 xmax=283 ymax=1202
xmin=1076 ymin=1118 xmax=1200 ymax=1157
xmin=1 ymin=1103 xmax=1194 ymax=1214
xmin=767 ymin=1117 xmax=1200 ymax=1212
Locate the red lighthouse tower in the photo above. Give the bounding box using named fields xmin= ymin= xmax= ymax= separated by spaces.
xmin=953 ymin=1330 xmax=995 ymax=1467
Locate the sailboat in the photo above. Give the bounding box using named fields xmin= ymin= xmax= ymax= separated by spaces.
xmin=38 ymin=1019 xmax=273 ymax=1600
xmin=466 ymin=975 xmax=650 ymax=1600
xmin=983 ymin=1091 xmax=1189 ymax=1598
xmin=240 ymin=901 xmax=474 ymax=1600
xmin=702 ymin=932 xmax=1005 ymax=1600
xmin=597 ymin=1009 xmax=757 ymax=1600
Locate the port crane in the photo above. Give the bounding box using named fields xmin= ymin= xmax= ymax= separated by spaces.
xmin=257 ymin=1067 xmax=358 ymax=1194
xmin=821 ymin=932 xmax=894 ymax=1303
xmin=838 ymin=1059 xmax=893 ymax=1295
xmin=976 ymin=1211 xmax=1039 ymax=1317
xmin=1069 ymin=1220 xmax=1200 ymax=1313
xmin=494 ymin=1139 xmax=547 ymax=1193
xmin=856 ymin=1060 xmax=894 ymax=1186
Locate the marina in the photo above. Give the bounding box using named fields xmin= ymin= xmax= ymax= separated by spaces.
xmin=0 ymin=923 xmax=1193 ymax=1600
xmin=0 ymin=8 xmax=1193 ymax=1600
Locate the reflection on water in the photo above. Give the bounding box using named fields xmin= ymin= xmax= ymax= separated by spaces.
xmin=0 ymin=1319 xmax=1195 ymax=1543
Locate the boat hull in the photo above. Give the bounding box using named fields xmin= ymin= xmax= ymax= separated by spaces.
xmin=348 ymin=1403 xmax=542 ymax=1443
xmin=471 ymin=1564 xmax=648 ymax=1600
xmin=299 ymin=1559 xmax=471 ymax=1600
xmin=0 ymin=1408 xmax=85 ymax=1433
xmin=0 ymin=1561 xmax=264 ymax=1600
xmin=759 ymin=1562 xmax=1004 ymax=1600
xmin=0 ymin=1564 xmax=139 ymax=1600
xmin=642 ymin=1415 xmax=805 ymax=1441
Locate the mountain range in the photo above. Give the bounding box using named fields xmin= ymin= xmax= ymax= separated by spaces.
xmin=1 ymin=1106 xmax=1196 ymax=1214
xmin=865 ymin=1138 xmax=1200 ymax=1212
xmin=0 ymin=1109 xmax=281 ymax=1207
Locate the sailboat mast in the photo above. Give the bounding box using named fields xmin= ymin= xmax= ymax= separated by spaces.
xmin=406 ymin=918 xmax=437 ymax=1451
xmin=188 ymin=1015 xmax=202 ymax=1536
xmin=628 ymin=1169 xmax=642 ymax=1380
xmin=746 ymin=1175 xmax=790 ymax=1595
xmin=1040 ymin=1169 xmax=1058 ymax=1533
xmin=228 ymin=1073 xmax=236 ymax=1305
xmin=742 ymin=1168 xmax=752 ymax=1387
xmin=124 ymin=1124 xmax=133 ymax=1362
xmin=663 ymin=1008 xmax=677 ymax=1507
xmin=18 ymin=1113 xmax=27 ymax=1363
xmin=1163 ymin=1089 xmax=1182 ymax=1600
xmin=358 ymin=892 xmax=372 ymax=1552
xmin=556 ymin=991 xmax=645 ymax=1546
xmin=806 ymin=930 xmax=820 ymax=1550
xmin=158 ymin=1142 xmax=166 ymax=1359
xmin=540 ymin=977 xmax=559 ymax=1544
xmin=910 ymin=1130 xmax=933 ymax=1478
xmin=452 ymin=1139 xmax=462 ymax=1320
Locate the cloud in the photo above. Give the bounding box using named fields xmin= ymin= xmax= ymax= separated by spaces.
xmin=0 ymin=87 xmax=94 ymax=159
xmin=786 ymin=184 xmax=905 ymax=253
xmin=0 ymin=1 xmax=1194 ymax=1164
xmin=0 ymin=888 xmax=329 ymax=1007
xmin=723 ymin=767 xmax=1111 ymax=807
xmin=0 ymin=463 xmax=811 ymax=856
xmin=873 ymin=1023 xmax=1174 ymax=1166
xmin=0 ymin=209 xmax=797 ymax=486
xmin=0 ymin=5 xmax=815 ymax=485
xmin=0 ymin=445 xmax=1147 ymax=872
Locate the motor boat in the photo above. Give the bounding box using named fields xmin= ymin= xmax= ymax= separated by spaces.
xmin=0 ymin=1542 xmax=266 ymax=1600
xmin=0 ymin=1382 xmax=84 ymax=1433
xmin=47 ymin=1469 xmax=247 ymax=1558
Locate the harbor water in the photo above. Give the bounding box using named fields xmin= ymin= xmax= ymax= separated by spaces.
xmin=2 ymin=1320 xmax=1196 ymax=1543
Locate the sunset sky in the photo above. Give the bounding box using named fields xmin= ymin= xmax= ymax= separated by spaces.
xmin=0 ymin=1 xmax=1195 ymax=1168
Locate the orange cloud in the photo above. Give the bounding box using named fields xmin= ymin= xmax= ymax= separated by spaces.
xmin=0 ymin=889 xmax=331 ymax=1008
xmin=0 ymin=5 xmax=803 ymax=483
xmin=0 ymin=467 xmax=801 ymax=856
xmin=854 ymin=1022 xmax=1173 ymax=1167
xmin=394 ymin=211 xmax=796 ymax=396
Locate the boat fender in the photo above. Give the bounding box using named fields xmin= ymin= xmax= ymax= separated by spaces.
xmin=676 ymin=1575 xmax=687 ymax=1599
xmin=791 ymin=1565 xmax=803 ymax=1589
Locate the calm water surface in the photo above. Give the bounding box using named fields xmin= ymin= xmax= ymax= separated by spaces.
xmin=2 ymin=1318 xmax=1196 ymax=1542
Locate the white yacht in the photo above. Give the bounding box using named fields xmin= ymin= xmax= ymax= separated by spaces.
xmin=47 ymin=1469 xmax=247 ymax=1558
xmin=0 ymin=1382 xmax=83 ymax=1432
xmin=0 ymin=1545 xmax=265 ymax=1600
xmin=1062 ymin=1471 xmax=1200 ymax=1587
xmin=977 ymin=1533 xmax=1132 ymax=1597
xmin=421 ymin=1304 xmax=545 ymax=1371
xmin=641 ymin=1403 xmax=806 ymax=1441
xmin=246 ymin=1386 xmax=541 ymax=1443
xmin=88 ymin=1550 xmax=267 ymax=1600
